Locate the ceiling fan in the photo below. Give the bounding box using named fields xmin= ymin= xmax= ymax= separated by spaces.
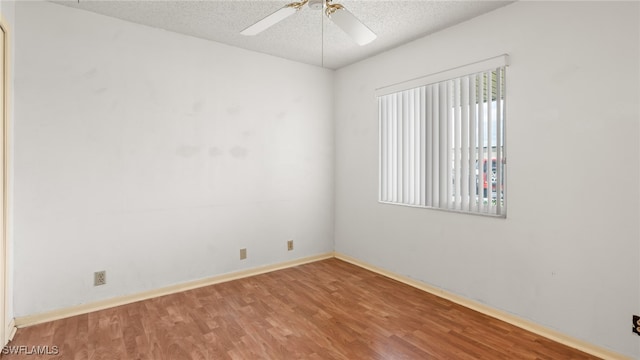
xmin=240 ymin=0 xmax=377 ymax=46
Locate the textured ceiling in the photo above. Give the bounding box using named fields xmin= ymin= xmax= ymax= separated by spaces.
xmin=51 ymin=0 xmax=513 ymax=69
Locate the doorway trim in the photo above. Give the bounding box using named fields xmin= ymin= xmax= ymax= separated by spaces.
xmin=0 ymin=13 xmax=13 ymax=347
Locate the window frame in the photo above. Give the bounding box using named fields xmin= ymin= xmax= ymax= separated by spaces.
xmin=376 ymin=55 xmax=509 ymax=217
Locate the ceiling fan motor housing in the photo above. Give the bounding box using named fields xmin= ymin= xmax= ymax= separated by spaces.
xmin=308 ymin=0 xmax=324 ymax=10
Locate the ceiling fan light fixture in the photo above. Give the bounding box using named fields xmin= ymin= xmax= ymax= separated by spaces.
xmin=327 ymin=6 xmax=377 ymax=46
xmin=308 ymin=0 xmax=323 ymax=11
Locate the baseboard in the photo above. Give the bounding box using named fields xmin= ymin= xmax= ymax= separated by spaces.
xmin=15 ymin=252 xmax=333 ymax=328
xmin=6 ymin=318 xmax=16 ymax=342
xmin=334 ymin=252 xmax=631 ymax=360
xmin=3 ymin=318 xmax=16 ymax=346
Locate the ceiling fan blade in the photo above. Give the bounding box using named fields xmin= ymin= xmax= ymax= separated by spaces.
xmin=327 ymin=6 xmax=376 ymax=46
xmin=240 ymin=5 xmax=298 ymax=36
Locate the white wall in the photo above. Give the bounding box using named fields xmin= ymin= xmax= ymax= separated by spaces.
xmin=14 ymin=1 xmax=334 ymax=317
xmin=334 ymin=1 xmax=639 ymax=358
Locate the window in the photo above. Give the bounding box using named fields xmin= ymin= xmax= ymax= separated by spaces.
xmin=377 ymin=55 xmax=508 ymax=216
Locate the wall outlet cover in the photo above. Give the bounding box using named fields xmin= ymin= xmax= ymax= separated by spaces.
xmin=94 ymin=271 xmax=106 ymax=286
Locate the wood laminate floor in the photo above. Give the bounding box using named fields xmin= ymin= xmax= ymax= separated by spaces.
xmin=4 ymin=259 xmax=599 ymax=359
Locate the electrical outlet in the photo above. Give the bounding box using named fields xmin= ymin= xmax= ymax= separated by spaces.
xmin=633 ymin=315 xmax=640 ymax=336
xmin=240 ymin=248 xmax=247 ymax=260
xmin=94 ymin=271 xmax=106 ymax=286
xmin=287 ymin=240 xmax=294 ymax=251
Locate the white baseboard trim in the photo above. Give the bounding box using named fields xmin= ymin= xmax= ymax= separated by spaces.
xmin=15 ymin=253 xmax=333 ymax=328
xmin=334 ymin=252 xmax=631 ymax=360
xmin=4 ymin=318 xmax=16 ymax=345
xmin=7 ymin=318 xmax=16 ymax=341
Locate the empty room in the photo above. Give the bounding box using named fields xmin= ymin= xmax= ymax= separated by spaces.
xmin=0 ymin=0 xmax=638 ymax=359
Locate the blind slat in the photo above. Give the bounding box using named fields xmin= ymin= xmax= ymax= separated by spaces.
xmin=461 ymin=76 xmax=470 ymax=211
xmin=379 ymin=98 xmax=385 ymax=201
xmin=420 ymin=87 xmax=426 ymax=206
xmin=425 ymin=86 xmax=432 ymax=207
xmin=384 ymin=97 xmax=394 ymax=201
xmin=396 ymin=92 xmax=402 ymax=203
xmin=403 ymin=91 xmax=409 ymax=204
xmin=410 ymin=90 xmax=415 ymax=204
xmin=495 ymin=68 xmax=503 ymax=215
xmin=432 ymin=85 xmax=440 ymax=208
xmin=469 ymin=75 xmax=477 ymax=212
xmin=454 ymin=78 xmax=461 ymax=209
xmin=486 ymin=71 xmax=493 ymax=214
xmin=392 ymin=93 xmax=398 ymax=203
xmin=440 ymin=83 xmax=448 ymax=208
xmin=414 ymin=88 xmax=422 ymax=205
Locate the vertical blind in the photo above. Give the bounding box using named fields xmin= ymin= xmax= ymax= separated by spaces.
xmin=377 ymin=56 xmax=507 ymax=216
